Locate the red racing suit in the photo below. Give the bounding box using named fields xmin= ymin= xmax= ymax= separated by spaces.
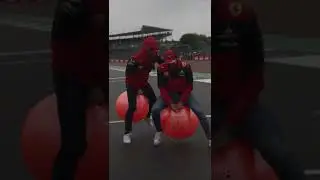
xmin=157 ymin=60 xmax=193 ymax=105
xmin=125 ymin=36 xmax=161 ymax=90
xmin=213 ymin=0 xmax=264 ymax=125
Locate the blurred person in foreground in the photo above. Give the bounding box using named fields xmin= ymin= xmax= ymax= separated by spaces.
xmin=50 ymin=0 xmax=107 ymax=179
xmin=212 ymin=0 xmax=306 ymax=179
xmin=151 ymin=50 xmax=211 ymax=146
xmin=123 ymin=36 xmax=163 ymax=144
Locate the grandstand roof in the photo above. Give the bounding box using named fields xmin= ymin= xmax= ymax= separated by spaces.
xmin=109 ymin=25 xmax=173 ymax=37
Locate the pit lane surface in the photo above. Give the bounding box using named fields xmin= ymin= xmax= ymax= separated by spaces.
xmin=108 ymin=68 xmax=211 ymax=180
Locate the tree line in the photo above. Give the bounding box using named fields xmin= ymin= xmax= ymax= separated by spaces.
xmin=179 ymin=33 xmax=211 ymax=51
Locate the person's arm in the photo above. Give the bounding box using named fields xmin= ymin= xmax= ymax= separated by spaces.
xmin=125 ymin=57 xmax=141 ymax=76
xmin=226 ymin=16 xmax=264 ymax=125
xmin=157 ymin=68 xmax=173 ymax=105
xmin=180 ymin=64 xmax=193 ymax=103
xmin=152 ymin=55 xmax=164 ymax=70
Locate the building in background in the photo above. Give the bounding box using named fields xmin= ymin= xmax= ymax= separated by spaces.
xmin=109 ymin=25 xmax=173 ymax=59
xmin=109 ymin=25 xmax=211 ymax=61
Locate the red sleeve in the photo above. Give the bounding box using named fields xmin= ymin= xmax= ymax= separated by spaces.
xmin=180 ymin=64 xmax=193 ymax=103
xmin=180 ymin=84 xmax=193 ymax=103
xmin=157 ymin=68 xmax=172 ymax=105
xmin=160 ymin=88 xmax=173 ymax=105
xmin=226 ymin=67 xmax=264 ymax=125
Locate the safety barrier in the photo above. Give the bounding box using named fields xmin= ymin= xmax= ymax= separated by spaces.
xmin=109 ymin=55 xmax=211 ymax=63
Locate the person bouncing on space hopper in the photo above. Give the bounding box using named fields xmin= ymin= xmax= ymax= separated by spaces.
xmin=151 ymin=49 xmax=211 ymax=147
xmin=123 ymin=36 xmax=164 ymax=144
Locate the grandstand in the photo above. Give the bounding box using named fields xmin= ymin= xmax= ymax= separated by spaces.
xmin=109 ymin=25 xmax=173 ymax=42
xmin=109 ymin=25 xmax=211 ymax=61
xmin=109 ymin=25 xmax=191 ymax=59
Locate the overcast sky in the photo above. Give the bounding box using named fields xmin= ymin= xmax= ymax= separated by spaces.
xmin=109 ymin=0 xmax=211 ymax=40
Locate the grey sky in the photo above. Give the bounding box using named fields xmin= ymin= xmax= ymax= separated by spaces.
xmin=109 ymin=0 xmax=211 ymax=40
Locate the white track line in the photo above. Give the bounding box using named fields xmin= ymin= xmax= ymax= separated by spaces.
xmin=304 ymin=169 xmax=320 ymax=175
xmin=0 ymin=60 xmax=49 ymax=65
xmin=109 ymin=120 xmax=123 ymax=124
xmin=109 ymin=77 xmax=125 ymax=83
xmin=109 ymin=80 xmax=125 ymax=83
xmin=109 ymin=77 xmax=125 ymax=80
xmin=195 ymin=79 xmax=211 ymax=83
xmin=107 ymin=114 xmax=320 ymax=175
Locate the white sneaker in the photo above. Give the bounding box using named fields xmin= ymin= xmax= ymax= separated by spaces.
xmin=153 ymin=132 xmax=162 ymax=146
xmin=123 ymin=133 xmax=132 ymax=144
xmin=208 ymin=140 xmax=211 ymax=148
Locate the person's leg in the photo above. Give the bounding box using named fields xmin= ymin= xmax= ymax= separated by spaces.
xmin=244 ymin=104 xmax=306 ymax=180
xmin=52 ymin=72 xmax=89 ymax=180
xmin=187 ymin=94 xmax=211 ymax=141
xmin=151 ymin=98 xmax=166 ymax=132
xmin=151 ymin=97 xmax=166 ymax=146
xmin=141 ymin=83 xmax=157 ymax=118
xmin=123 ymin=85 xmax=137 ymax=143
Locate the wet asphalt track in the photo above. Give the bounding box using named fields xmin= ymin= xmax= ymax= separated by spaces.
xmin=108 ymin=63 xmax=320 ymax=180
xmin=1 ymin=20 xmax=320 ymax=180
xmin=108 ymin=68 xmax=212 ymax=180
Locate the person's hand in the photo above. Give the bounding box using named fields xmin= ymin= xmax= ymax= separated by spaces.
xmin=89 ymin=88 xmax=105 ymax=106
xmin=170 ymin=103 xmax=179 ymax=111
xmin=176 ymin=101 xmax=184 ymax=109
xmin=137 ymin=89 xmax=143 ymax=95
xmin=154 ymin=62 xmax=160 ymax=70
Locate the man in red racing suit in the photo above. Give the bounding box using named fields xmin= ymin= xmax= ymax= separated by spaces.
xmin=123 ymin=36 xmax=163 ymax=144
xmin=213 ymin=0 xmax=306 ymax=179
xmin=151 ymin=50 xmax=211 ymax=146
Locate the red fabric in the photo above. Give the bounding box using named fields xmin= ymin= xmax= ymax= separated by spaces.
xmin=161 ymin=76 xmax=192 ymax=103
xmin=160 ymin=88 xmax=172 ymax=105
xmin=141 ymin=36 xmax=159 ymax=54
xmin=165 ymin=77 xmax=189 ymax=92
xmin=125 ymin=36 xmax=159 ymax=90
xmin=180 ymin=84 xmax=193 ymax=103
xmin=163 ymin=49 xmax=177 ymax=62
xmin=125 ymin=68 xmax=151 ymax=90
xmin=158 ymin=63 xmax=169 ymax=72
xmin=158 ymin=52 xmax=192 ymax=104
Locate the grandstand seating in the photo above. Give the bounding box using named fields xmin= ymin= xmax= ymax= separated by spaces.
xmin=109 ymin=25 xmax=211 ymax=61
xmin=109 ymin=25 xmax=173 ymax=59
